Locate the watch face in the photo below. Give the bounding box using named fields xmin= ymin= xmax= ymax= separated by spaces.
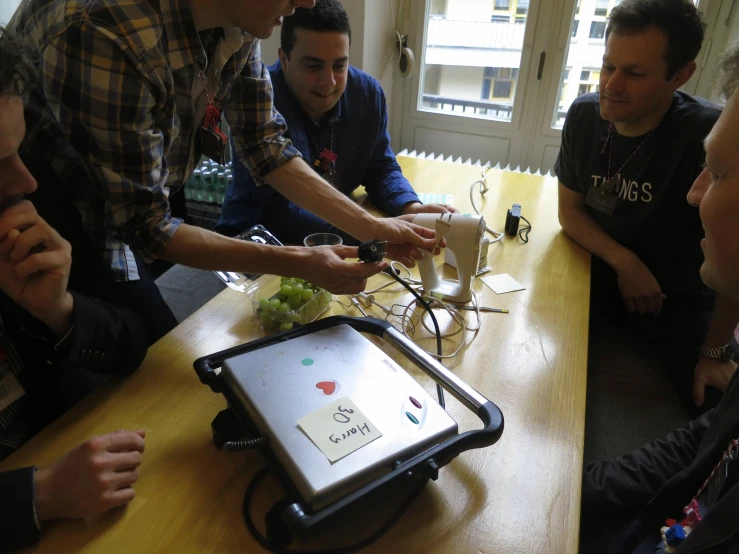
xmin=722 ymin=347 xmax=735 ymax=363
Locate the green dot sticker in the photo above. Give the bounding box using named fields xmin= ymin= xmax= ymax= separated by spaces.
xmin=301 ymin=358 xmax=314 ymax=366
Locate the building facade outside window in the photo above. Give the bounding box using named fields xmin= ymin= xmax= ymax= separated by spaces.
xmin=420 ymin=0 xmax=685 ymax=126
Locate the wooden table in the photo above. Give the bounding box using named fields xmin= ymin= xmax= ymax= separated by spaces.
xmin=1 ymin=156 xmax=591 ymax=553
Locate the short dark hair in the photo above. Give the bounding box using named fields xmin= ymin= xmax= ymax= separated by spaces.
xmin=716 ymin=41 xmax=739 ymax=101
xmin=606 ymin=0 xmax=705 ymax=79
xmin=0 ymin=26 xmax=36 ymax=96
xmin=280 ymin=0 xmax=351 ymax=57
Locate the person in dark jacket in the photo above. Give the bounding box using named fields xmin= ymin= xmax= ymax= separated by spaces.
xmin=0 ymin=29 xmax=149 ymax=552
xmin=580 ymin=40 xmax=739 ymax=553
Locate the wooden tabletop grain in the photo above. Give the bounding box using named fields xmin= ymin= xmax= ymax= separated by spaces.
xmin=1 ymin=156 xmax=591 ymax=553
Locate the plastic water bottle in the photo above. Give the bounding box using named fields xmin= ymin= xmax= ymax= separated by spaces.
xmin=185 ymin=168 xmax=201 ymax=200
xmin=215 ymin=171 xmax=226 ymax=204
xmin=197 ymin=170 xmax=210 ymax=202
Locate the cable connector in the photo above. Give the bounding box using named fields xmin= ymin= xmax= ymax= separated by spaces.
xmin=358 ymin=291 xmax=375 ymax=306
xmin=358 ymin=239 xmax=387 ymax=262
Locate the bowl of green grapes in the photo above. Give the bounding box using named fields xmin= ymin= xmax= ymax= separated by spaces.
xmin=251 ymin=276 xmax=333 ymax=333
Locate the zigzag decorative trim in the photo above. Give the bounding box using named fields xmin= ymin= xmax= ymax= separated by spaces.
xmin=398 ymin=149 xmax=554 ymax=178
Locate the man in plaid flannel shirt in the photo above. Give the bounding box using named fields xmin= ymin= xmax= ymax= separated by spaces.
xmin=8 ymin=0 xmax=439 ymax=340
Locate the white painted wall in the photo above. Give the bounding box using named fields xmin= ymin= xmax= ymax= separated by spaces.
xmin=360 ymin=0 xmax=395 ymax=98
xmin=437 ymin=65 xmax=483 ymax=100
xmin=259 ymin=32 xmax=281 ymax=66
xmin=0 ymin=0 xmax=22 ymax=25
xmin=728 ymin=4 xmax=739 ymax=45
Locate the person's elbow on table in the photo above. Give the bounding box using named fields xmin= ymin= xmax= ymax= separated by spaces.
xmin=557 ymin=182 xmax=584 ymax=232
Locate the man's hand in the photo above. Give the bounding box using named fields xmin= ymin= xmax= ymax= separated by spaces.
xmin=371 ymin=216 xmax=440 ymax=268
xmin=400 ymin=202 xmax=459 ymax=216
xmin=297 ymin=245 xmax=388 ymax=295
xmin=613 ymin=253 xmax=665 ymax=316
xmin=0 ymin=200 xmax=73 ymax=336
xmin=34 ymin=429 xmax=147 ymax=521
xmin=693 ymin=358 xmax=738 ymax=407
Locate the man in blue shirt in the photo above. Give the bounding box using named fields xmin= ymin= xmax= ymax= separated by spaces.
xmin=217 ymin=0 xmax=455 ymax=244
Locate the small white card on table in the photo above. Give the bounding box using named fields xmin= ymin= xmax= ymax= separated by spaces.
xmin=297 ymin=397 xmax=382 ymax=463
xmin=480 ymin=273 xmax=526 ymax=294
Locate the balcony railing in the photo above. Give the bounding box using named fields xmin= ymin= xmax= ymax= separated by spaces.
xmin=422 ymin=94 xmax=568 ymax=122
xmin=426 ymin=19 xmax=525 ymax=50
xmin=422 ymin=94 xmax=513 ymax=118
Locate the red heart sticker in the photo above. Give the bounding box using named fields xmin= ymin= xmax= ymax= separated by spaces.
xmin=316 ymin=381 xmax=337 ymax=395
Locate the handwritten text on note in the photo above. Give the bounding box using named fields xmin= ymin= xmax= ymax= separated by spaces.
xmin=297 ymin=397 xmax=382 ymax=463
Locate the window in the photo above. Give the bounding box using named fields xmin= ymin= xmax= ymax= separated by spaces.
xmin=577 ymin=69 xmax=600 ymax=97
xmin=494 ymin=81 xmax=513 ymax=98
xmin=559 ymin=84 xmax=569 ymax=108
xmin=594 ymin=0 xmax=609 ymax=16
xmin=481 ymin=67 xmax=520 ymax=101
xmin=419 ymin=0 xmax=530 ymax=122
xmin=589 ymin=21 xmax=606 ymax=39
xmin=571 ymin=19 xmax=579 ymax=38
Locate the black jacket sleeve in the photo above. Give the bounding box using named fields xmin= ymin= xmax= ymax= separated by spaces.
xmin=581 ymin=407 xmax=715 ymax=516
xmin=0 ymin=295 xmax=148 ymax=551
xmin=0 ymin=467 xmax=40 ymax=552
xmin=7 ymin=290 xmax=149 ymax=376
xmin=61 ymin=291 xmax=149 ymax=374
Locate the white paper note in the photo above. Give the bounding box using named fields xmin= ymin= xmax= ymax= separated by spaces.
xmin=480 ymin=273 xmax=526 ymax=294
xmin=297 ymin=397 xmax=382 ymax=463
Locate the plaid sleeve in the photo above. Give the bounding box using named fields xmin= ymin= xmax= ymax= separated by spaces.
xmin=225 ymin=39 xmax=301 ymax=186
xmin=40 ymin=23 xmax=180 ymax=263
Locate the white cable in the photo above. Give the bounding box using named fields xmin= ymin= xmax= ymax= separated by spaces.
xmin=470 ymin=167 xmax=504 ymax=243
xmin=364 ymin=262 xmax=422 ymax=294
xmin=362 ymin=269 xmax=483 ymax=359
xmin=399 ymin=290 xmax=482 ymax=360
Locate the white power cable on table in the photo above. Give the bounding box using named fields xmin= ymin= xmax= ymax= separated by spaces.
xmin=470 ymin=166 xmax=504 ymax=243
xmin=343 ymin=265 xmax=483 ymax=360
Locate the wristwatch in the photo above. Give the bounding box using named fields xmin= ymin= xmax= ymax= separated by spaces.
xmin=699 ymin=344 xmax=734 ymax=362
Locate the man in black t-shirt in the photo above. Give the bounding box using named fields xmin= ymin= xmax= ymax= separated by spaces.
xmin=580 ymin=39 xmax=739 ymax=554
xmin=555 ymin=0 xmax=739 ymax=416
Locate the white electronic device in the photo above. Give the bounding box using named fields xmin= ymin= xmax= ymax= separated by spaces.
xmin=412 ymin=213 xmax=486 ymax=302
